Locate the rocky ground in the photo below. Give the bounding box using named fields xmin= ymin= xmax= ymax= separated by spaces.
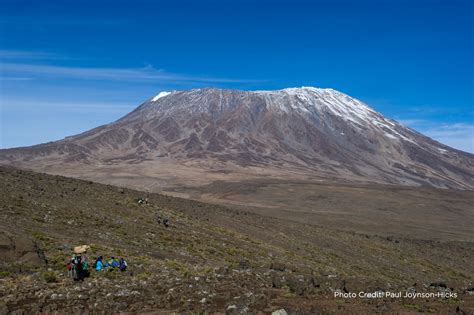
xmin=0 ymin=166 xmax=473 ymax=314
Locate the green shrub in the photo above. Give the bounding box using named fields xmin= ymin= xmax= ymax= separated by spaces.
xmin=31 ymin=231 xmax=49 ymax=241
xmin=42 ymin=271 xmax=58 ymax=283
xmin=0 ymin=271 xmax=12 ymax=278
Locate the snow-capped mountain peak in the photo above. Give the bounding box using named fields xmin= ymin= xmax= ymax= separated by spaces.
xmin=1 ymin=87 xmax=472 ymax=189
xmin=151 ymin=91 xmax=172 ymax=102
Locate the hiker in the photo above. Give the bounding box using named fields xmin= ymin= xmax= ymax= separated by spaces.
xmin=73 ymin=254 xmax=83 ymax=281
xmin=95 ymin=256 xmax=104 ymax=271
xmin=105 ymin=257 xmax=112 ymax=269
xmin=138 ymin=197 xmax=149 ymax=205
xmin=82 ymin=258 xmax=90 ymax=279
xmin=119 ymin=258 xmax=128 ymax=272
xmin=111 ymin=257 xmax=120 ymax=269
xmin=163 ymin=218 xmax=169 ymax=227
xmin=74 ymin=255 xmax=90 ymax=281
xmin=105 ymin=256 xmax=119 ymax=270
xmin=69 ymin=245 xmax=91 ymax=280
xmin=156 ymin=213 xmax=162 ymax=224
xmin=66 ymin=257 xmax=74 ymax=278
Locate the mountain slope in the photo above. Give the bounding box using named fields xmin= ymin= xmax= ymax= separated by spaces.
xmin=0 ymin=87 xmax=473 ymax=189
xmin=1 ymin=166 xmax=473 ymax=313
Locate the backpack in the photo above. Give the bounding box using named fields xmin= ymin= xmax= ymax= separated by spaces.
xmin=82 ymin=261 xmax=89 ymax=271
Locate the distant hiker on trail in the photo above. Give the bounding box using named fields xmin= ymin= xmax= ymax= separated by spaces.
xmin=119 ymin=258 xmax=128 ymax=272
xmin=163 ymin=218 xmax=170 ymax=227
xmin=138 ymin=197 xmax=149 ymax=205
xmin=156 ymin=213 xmax=162 ymax=224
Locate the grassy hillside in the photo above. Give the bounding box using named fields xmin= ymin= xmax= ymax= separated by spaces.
xmin=0 ymin=166 xmax=473 ymax=314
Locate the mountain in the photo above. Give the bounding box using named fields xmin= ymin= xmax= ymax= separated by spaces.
xmin=1 ymin=87 xmax=473 ymax=189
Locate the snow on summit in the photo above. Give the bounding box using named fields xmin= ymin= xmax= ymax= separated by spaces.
xmin=151 ymin=91 xmax=171 ymax=102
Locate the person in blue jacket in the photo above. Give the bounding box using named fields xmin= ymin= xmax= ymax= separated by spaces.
xmin=95 ymin=256 xmax=104 ymax=271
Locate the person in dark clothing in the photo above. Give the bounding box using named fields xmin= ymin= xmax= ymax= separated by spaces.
xmin=119 ymin=258 xmax=128 ymax=271
xmin=73 ymin=255 xmax=83 ymax=281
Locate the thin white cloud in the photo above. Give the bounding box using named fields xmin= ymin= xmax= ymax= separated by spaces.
xmin=2 ymin=99 xmax=135 ymax=114
xmin=0 ymin=77 xmax=33 ymax=81
xmin=0 ymin=62 xmax=264 ymax=84
xmin=397 ymin=119 xmax=426 ymax=127
xmin=0 ymin=50 xmax=70 ymax=61
xmin=0 ymin=50 xmax=50 ymax=58
xmin=402 ymin=120 xmax=474 ymax=153
xmin=0 ymin=16 xmax=125 ymax=26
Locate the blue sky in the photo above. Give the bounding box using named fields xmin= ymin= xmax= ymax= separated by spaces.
xmin=0 ymin=0 xmax=473 ymax=152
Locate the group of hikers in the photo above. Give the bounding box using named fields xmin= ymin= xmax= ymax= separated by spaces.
xmin=67 ymin=253 xmax=128 ymax=281
xmin=137 ymin=197 xmax=171 ymax=228
xmin=65 ymin=195 xmax=170 ymax=282
xmin=156 ymin=213 xmax=170 ymax=227
xmin=94 ymin=256 xmax=128 ymax=272
xmin=138 ymin=197 xmax=149 ymax=205
xmin=67 ymin=254 xmax=91 ymax=281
